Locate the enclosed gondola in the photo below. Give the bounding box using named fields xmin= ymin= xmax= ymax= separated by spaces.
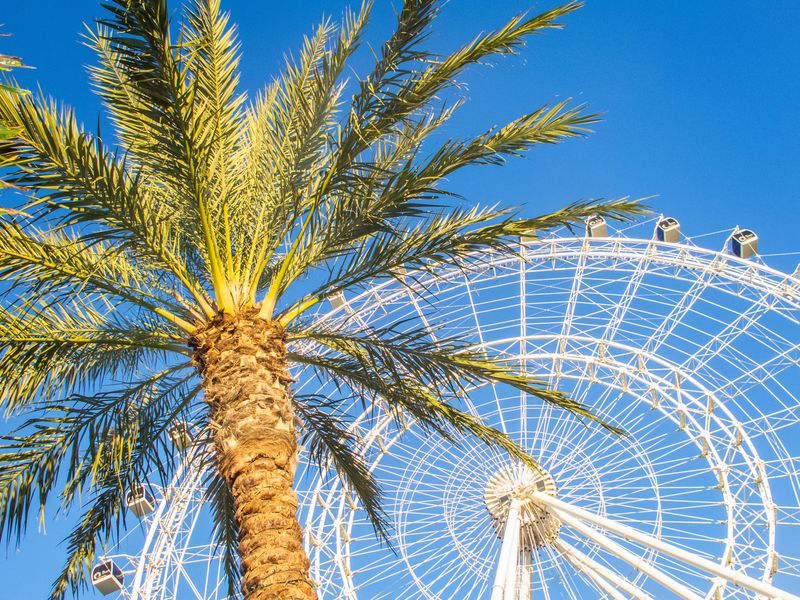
xmin=585 ymin=215 xmax=607 ymax=238
xmin=126 ymin=484 xmax=155 ymax=517
xmin=656 ymin=217 xmax=680 ymax=243
xmin=731 ymin=229 xmax=758 ymax=258
xmin=169 ymin=422 xmax=193 ymax=450
xmin=91 ymin=560 xmax=124 ymax=595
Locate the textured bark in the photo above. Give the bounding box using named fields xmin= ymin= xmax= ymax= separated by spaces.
xmin=192 ymin=310 xmax=315 ymax=600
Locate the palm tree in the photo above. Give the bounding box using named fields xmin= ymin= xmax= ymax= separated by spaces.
xmin=0 ymin=0 xmax=645 ymax=598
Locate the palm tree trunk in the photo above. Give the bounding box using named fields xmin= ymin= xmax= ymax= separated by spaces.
xmin=192 ymin=310 xmax=316 ymax=600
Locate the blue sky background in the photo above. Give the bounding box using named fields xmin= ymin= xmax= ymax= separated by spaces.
xmin=1 ymin=0 xmax=799 ymax=597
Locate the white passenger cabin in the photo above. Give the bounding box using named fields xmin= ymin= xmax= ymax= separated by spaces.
xmin=92 ymin=560 xmax=124 ymax=595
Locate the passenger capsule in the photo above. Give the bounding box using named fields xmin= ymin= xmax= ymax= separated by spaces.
xmin=656 ymin=217 xmax=680 ymax=243
xmin=126 ymin=484 xmax=155 ymax=518
xmin=169 ymin=422 xmax=192 ymax=450
xmin=586 ymin=215 xmax=607 ymax=238
xmin=91 ymin=560 xmax=124 ymax=595
xmin=731 ymin=229 xmax=758 ymax=259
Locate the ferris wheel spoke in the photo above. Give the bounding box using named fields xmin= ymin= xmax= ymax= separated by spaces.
xmin=168 ymin=559 xmax=207 ymax=600
xmin=596 ymin=235 xmax=656 ymax=346
xmin=551 ymin=410 xmax=668 ymax=494
xmin=527 ymin=349 xmax=674 ymax=459
xmin=555 ymin=385 xmax=656 ymax=472
xmin=402 ymin=537 xmax=476 ymax=596
xmin=566 ymin=433 xmax=705 ymax=492
xmin=557 ymin=509 xmax=703 ymax=600
xmin=558 ymin=238 xmax=588 ymax=341
xmin=545 ymin=235 xmax=590 ymax=400
xmin=462 ymin=271 xmax=510 ymax=435
xmin=565 ymin=274 xmax=649 ymax=428
xmin=712 ymin=340 xmax=800 ymax=400
xmin=678 ymin=292 xmax=770 ymax=375
xmin=519 ymin=250 xmax=529 ymax=441
xmin=545 ymin=380 xmax=624 ymax=462
xmin=402 ymin=283 xmax=482 ymax=422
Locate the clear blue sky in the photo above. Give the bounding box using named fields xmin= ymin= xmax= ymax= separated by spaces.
xmin=1 ymin=1 xmax=800 ymax=597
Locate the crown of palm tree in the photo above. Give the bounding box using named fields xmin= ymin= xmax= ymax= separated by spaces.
xmin=0 ymin=0 xmax=646 ymax=597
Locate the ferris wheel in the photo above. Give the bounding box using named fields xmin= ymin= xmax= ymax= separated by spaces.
xmin=93 ymin=217 xmax=800 ymax=599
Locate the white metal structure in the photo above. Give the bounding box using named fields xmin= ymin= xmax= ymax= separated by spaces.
xmin=97 ymin=219 xmax=800 ymax=599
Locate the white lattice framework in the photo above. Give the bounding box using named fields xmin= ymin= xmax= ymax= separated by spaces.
xmin=98 ymin=219 xmax=800 ymax=599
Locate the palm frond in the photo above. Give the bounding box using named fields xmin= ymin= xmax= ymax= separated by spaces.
xmin=290 ymin=320 xmax=622 ymax=435
xmin=182 ymin=0 xmax=246 ymax=283
xmin=265 ymin=1 xmax=587 ymax=284
xmin=49 ymin=480 xmax=125 ymax=600
xmin=3 ymin=371 xmax=200 ymax=599
xmin=288 ymin=350 xmax=540 ymax=472
xmin=294 ymin=394 xmax=390 ymax=542
xmin=254 ymin=1 xmax=440 ymax=303
xmin=381 ymin=1 xmax=583 ymax=132
xmin=0 ymin=298 xmax=187 ymax=413
xmin=262 ymin=99 xmax=624 ymax=311
xmin=0 ymin=90 xmax=212 ymax=320
xmin=410 ymin=101 xmax=596 ymax=184
xmin=96 ymin=0 xmax=233 ymax=308
xmin=0 ymin=219 xmax=195 ymax=325
xmin=279 ymin=198 xmax=647 ymax=324
xmin=58 ymin=371 xmax=201 ymax=508
xmin=279 ymin=205 xmax=507 ymax=321
xmin=334 ymin=1 xmax=580 ymax=171
xmin=90 ymin=0 xmax=186 ymax=172
xmin=259 ymin=103 xmax=463 ymax=305
xmin=242 ymin=4 xmax=371 ymax=301
xmin=48 ymin=405 xmax=197 ymax=600
xmin=337 ymin=0 xmax=439 ymax=163
xmin=236 ymin=19 xmax=339 ymax=295
xmin=203 ymin=467 xmax=242 ymax=599
xmin=0 ymin=365 xmax=196 ymax=546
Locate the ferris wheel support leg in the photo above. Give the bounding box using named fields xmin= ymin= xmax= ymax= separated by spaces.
xmin=554 ymin=509 xmax=703 ymax=600
xmin=535 ymin=493 xmax=800 ymax=600
xmin=491 ymin=499 xmax=523 ymax=600
xmin=504 ymin=543 xmax=520 ymax=600
xmin=553 ymin=539 xmax=653 ymax=600
xmin=559 ymin=547 xmax=628 ymax=600
xmin=517 ymin=550 xmax=532 ymax=600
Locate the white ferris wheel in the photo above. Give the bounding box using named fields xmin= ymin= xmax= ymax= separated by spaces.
xmin=92 ymin=217 xmax=800 ymax=600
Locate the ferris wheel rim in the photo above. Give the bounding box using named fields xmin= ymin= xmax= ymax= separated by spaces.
xmin=104 ymin=221 xmax=800 ymax=600
xmin=321 ymin=233 xmax=800 ymax=331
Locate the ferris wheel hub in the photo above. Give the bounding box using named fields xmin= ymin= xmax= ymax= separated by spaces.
xmin=484 ymin=463 xmax=561 ymax=549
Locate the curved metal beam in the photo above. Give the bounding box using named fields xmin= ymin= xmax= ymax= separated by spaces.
xmin=538 ymin=493 xmax=800 ymax=600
